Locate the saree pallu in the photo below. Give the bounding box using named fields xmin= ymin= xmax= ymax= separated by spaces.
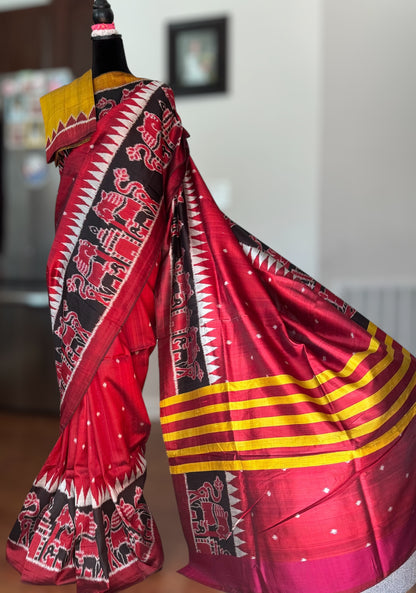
xmin=6 ymin=75 xmax=416 ymax=593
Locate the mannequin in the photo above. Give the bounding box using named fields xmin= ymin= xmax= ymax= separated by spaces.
xmin=91 ymin=0 xmax=131 ymax=77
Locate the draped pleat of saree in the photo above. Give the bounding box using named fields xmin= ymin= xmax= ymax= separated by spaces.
xmin=7 ymin=73 xmax=416 ymax=593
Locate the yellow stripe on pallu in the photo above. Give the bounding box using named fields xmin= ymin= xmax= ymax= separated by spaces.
xmin=161 ymin=346 xmax=397 ymax=425
xmin=168 ymin=398 xmax=416 ymax=474
xmin=166 ymin=368 xmax=416 ymax=458
xmin=161 ymin=326 xmax=384 ymax=411
xmin=162 ymin=352 xmax=411 ymax=442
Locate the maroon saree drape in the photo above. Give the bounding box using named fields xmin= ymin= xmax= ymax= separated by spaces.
xmin=7 ymin=73 xmax=416 ymax=593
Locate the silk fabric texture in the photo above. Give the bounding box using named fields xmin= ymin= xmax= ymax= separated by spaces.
xmin=6 ymin=73 xmax=416 ymax=593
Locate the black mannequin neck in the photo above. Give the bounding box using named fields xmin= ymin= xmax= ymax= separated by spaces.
xmin=92 ymin=35 xmax=131 ymax=78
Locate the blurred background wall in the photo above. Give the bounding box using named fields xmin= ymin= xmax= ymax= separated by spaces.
xmin=322 ymin=0 xmax=416 ymax=284
xmin=0 ymin=0 xmax=415 ymax=415
xmin=320 ymin=0 xmax=416 ymax=335
xmin=111 ymin=0 xmax=322 ymax=277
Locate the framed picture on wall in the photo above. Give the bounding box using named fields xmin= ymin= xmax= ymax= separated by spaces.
xmin=168 ymin=16 xmax=228 ymax=96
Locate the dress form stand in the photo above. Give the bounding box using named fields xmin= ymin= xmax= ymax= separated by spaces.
xmin=92 ymin=0 xmax=131 ymax=77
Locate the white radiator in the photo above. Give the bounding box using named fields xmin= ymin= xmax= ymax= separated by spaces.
xmin=336 ymin=282 xmax=416 ymax=356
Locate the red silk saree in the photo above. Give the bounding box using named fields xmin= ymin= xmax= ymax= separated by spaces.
xmin=6 ymin=72 xmax=416 ymax=593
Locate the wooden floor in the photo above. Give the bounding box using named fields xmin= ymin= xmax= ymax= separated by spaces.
xmin=1 ymin=411 xmax=415 ymax=593
xmin=0 ymin=411 xmax=219 ymax=593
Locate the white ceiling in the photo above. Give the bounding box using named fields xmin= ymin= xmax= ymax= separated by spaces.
xmin=0 ymin=0 xmax=50 ymax=11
